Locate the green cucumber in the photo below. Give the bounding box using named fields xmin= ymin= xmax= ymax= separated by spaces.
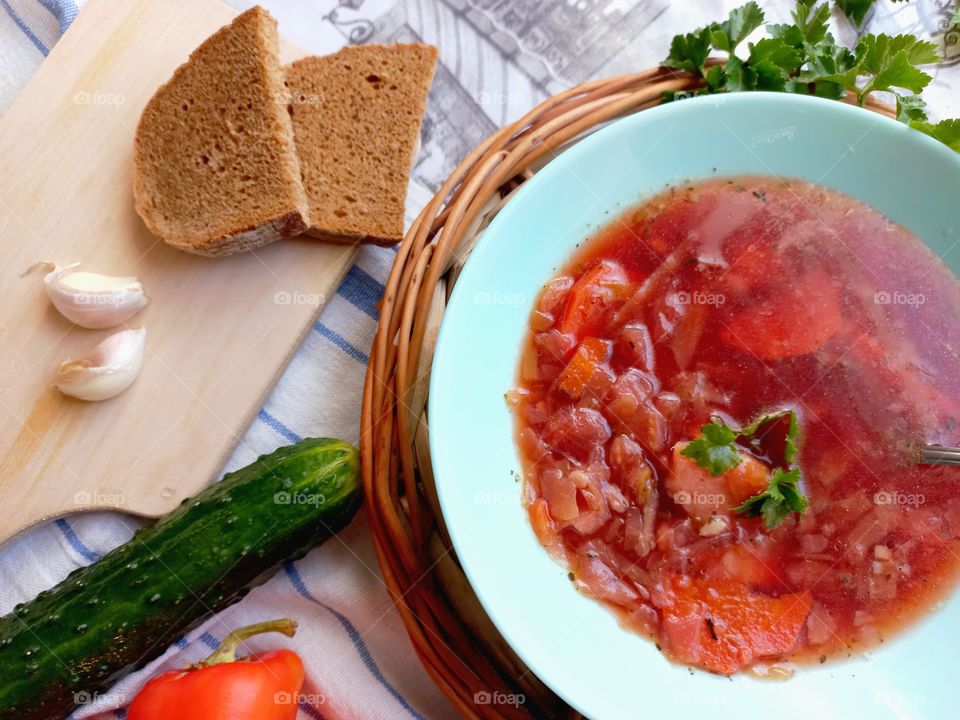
xmin=0 ymin=437 xmax=361 ymax=720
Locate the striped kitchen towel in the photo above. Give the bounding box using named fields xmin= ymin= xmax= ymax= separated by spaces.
xmin=0 ymin=1 xmax=453 ymax=718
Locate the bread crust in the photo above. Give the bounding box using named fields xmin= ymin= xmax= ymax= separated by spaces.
xmin=162 ymin=210 xmax=309 ymax=257
xmin=133 ymin=7 xmax=308 ymax=256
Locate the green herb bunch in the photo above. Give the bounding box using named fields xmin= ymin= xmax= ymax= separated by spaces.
xmin=663 ymin=0 xmax=959 ymax=151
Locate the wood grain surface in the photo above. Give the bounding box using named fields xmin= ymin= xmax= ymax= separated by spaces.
xmin=0 ymin=0 xmax=357 ymax=543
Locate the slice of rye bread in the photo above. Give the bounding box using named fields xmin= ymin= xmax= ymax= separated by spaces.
xmin=285 ymin=44 xmax=438 ymax=246
xmin=133 ymin=7 xmax=309 ymax=257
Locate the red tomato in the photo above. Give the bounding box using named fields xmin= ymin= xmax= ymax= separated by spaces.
xmin=128 ymin=620 xmax=305 ymax=720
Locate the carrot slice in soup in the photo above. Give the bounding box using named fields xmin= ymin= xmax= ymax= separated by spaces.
xmin=720 ymin=270 xmax=842 ymax=360
xmin=657 ymin=574 xmax=812 ymax=674
xmin=558 ymin=261 xmax=631 ymax=339
xmin=666 ymin=444 xmax=770 ymax=520
xmin=557 ymin=338 xmax=608 ymax=397
xmin=723 ymin=452 xmax=772 ymax=503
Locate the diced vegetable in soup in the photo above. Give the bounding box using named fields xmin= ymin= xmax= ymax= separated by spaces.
xmin=509 ymin=176 xmax=960 ymax=676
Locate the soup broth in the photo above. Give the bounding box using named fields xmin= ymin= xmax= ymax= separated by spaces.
xmin=510 ymin=176 xmax=960 ymax=675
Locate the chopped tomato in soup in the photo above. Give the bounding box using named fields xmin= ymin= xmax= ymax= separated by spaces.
xmin=510 ymin=177 xmax=960 ymax=675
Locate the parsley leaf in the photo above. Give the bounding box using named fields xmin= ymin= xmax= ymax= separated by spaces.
xmin=817 ymin=34 xmax=939 ymax=102
xmin=724 ymin=56 xmax=752 ymax=92
xmin=896 ymin=93 xmax=928 ymax=123
xmin=663 ymin=2 xmax=767 ymax=80
xmin=750 ymin=37 xmax=804 ymax=72
xmin=836 ymin=0 xmax=916 ymax=28
xmin=799 ymin=42 xmax=857 ymax=86
xmin=800 ymin=0 xmax=833 ymax=43
xmin=682 ymin=409 xmax=801 ymax=474
xmin=740 ymin=409 xmax=800 ymax=464
xmin=770 ymin=0 xmax=831 ymax=52
xmin=680 ymin=420 xmax=742 ymax=476
xmin=911 ymin=119 xmax=960 ymax=152
xmin=747 ymin=38 xmax=804 ymax=90
xmin=856 ymin=34 xmax=939 ymax=97
xmin=710 ymin=1 xmax=765 ymax=52
xmin=682 ymin=410 xmax=807 ymax=528
xmin=664 ymin=27 xmax=712 ymax=74
xmin=835 ymin=0 xmax=875 ymax=27
xmin=704 ymin=63 xmax=726 ymax=90
xmin=735 ymin=467 xmax=808 ymax=528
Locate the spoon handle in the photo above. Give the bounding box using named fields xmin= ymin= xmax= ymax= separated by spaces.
xmin=920 ymin=445 xmax=960 ymax=466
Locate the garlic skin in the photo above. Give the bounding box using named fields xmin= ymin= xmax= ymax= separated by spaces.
xmin=42 ymin=262 xmax=148 ymax=329
xmin=56 ymin=328 xmax=146 ymax=401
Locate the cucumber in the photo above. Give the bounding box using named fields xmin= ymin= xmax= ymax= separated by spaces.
xmin=0 ymin=437 xmax=361 ymax=720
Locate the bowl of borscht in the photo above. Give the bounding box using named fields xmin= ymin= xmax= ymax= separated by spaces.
xmin=430 ymin=91 xmax=960 ymax=720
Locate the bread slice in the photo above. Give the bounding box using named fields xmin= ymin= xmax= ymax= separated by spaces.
xmin=133 ymin=7 xmax=308 ymax=256
xmin=285 ymin=44 xmax=438 ymax=246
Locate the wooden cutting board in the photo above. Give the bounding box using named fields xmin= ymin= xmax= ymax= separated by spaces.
xmin=0 ymin=0 xmax=358 ymax=544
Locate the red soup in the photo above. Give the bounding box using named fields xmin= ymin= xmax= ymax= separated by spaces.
xmin=509 ymin=176 xmax=960 ymax=675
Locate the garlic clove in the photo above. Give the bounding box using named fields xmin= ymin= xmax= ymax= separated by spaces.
xmin=41 ymin=262 xmax=148 ymax=329
xmin=56 ymin=328 xmax=146 ymax=402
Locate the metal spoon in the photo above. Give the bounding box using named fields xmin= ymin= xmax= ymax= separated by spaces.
xmin=919 ymin=445 xmax=960 ymax=466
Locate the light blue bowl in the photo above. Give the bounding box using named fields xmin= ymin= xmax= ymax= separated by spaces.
xmin=429 ymin=92 xmax=960 ymax=720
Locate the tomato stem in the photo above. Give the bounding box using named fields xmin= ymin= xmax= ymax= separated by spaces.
xmin=200 ymin=618 xmax=298 ymax=666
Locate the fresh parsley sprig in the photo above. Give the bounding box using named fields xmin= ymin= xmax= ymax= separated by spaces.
xmin=663 ymin=0 xmax=960 ymax=153
xmin=680 ymin=409 xmax=807 ymax=528
xmin=740 ymin=410 xmax=800 ymax=464
xmin=680 ymin=419 xmax=743 ymax=475
xmin=735 ymin=467 xmax=809 ymax=529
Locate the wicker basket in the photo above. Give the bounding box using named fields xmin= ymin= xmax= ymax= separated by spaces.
xmin=360 ymin=67 xmax=894 ymax=719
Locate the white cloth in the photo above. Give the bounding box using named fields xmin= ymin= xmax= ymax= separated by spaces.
xmin=0 ymin=1 xmax=452 ymax=718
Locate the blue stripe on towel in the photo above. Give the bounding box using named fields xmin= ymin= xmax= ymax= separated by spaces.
xmin=284 ymin=562 xmax=424 ymax=720
xmin=36 ymin=0 xmax=77 ymax=35
xmin=337 ymin=266 xmax=384 ymax=319
xmin=54 ymin=519 xmax=99 ymax=563
xmin=313 ymin=322 xmax=369 ymax=364
xmin=0 ymin=0 xmax=49 ymax=55
xmin=258 ymin=409 xmax=303 ymax=444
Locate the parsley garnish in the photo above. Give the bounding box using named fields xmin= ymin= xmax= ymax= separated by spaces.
xmin=740 ymin=409 xmax=799 ymax=464
xmin=710 ymin=1 xmax=766 ymax=53
xmin=664 ymin=27 xmax=713 ymax=75
xmin=680 ymin=419 xmax=743 ymax=475
xmin=680 ymin=410 xmax=807 ymax=528
xmin=662 ymin=1 xmax=959 ymax=154
xmin=835 ymin=0 xmax=874 ymax=28
xmin=819 ymin=33 xmax=941 ymax=103
xmin=910 ymin=119 xmax=960 ymax=152
xmin=735 ymin=467 xmax=808 ymax=529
